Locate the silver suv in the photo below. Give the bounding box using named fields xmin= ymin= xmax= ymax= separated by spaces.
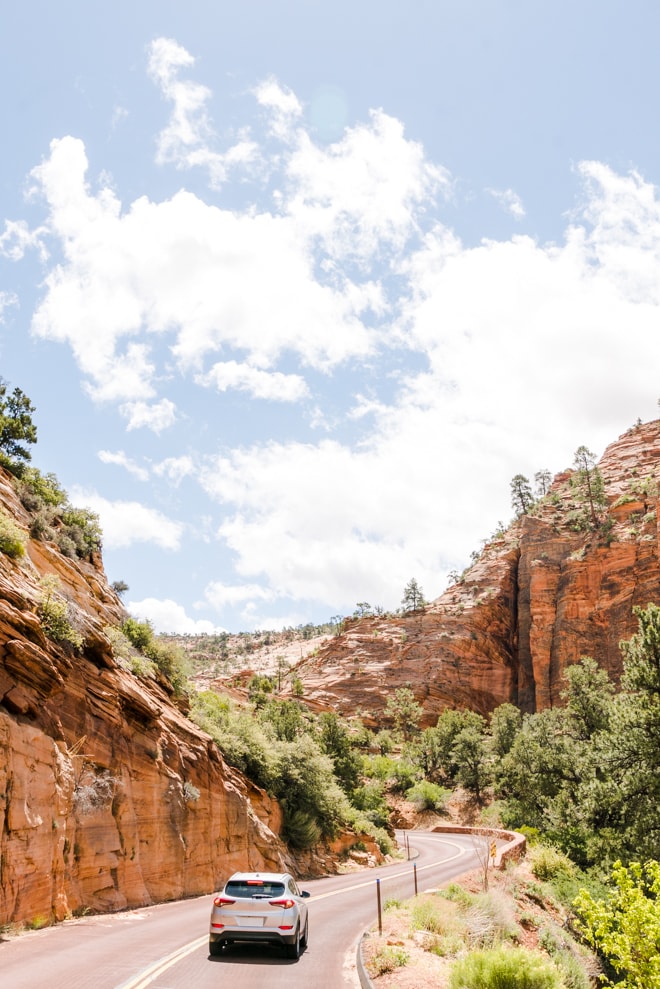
xmin=209 ymin=872 xmax=310 ymax=959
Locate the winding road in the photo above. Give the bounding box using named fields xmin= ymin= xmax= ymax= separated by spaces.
xmin=1 ymin=831 xmax=486 ymax=989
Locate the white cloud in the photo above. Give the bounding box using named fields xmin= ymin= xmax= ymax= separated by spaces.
xmin=0 ymin=219 xmax=48 ymax=260
xmin=69 ymin=487 xmax=183 ymax=550
xmin=153 ymin=455 xmax=195 ymax=485
xmin=198 ymin=361 xmax=310 ymax=401
xmin=487 ymin=187 xmax=526 ymax=219
xmin=127 ymin=596 xmax=225 ymax=634
xmin=0 ymin=291 xmax=18 ymax=321
xmin=120 ymin=398 xmax=177 ymax=433
xmin=194 ymin=160 xmax=660 ymax=619
xmin=254 ymin=77 xmax=302 ymax=141
xmin=98 ymin=449 xmax=149 ymax=481
xmin=148 ymin=37 xmax=258 ymax=186
xmin=12 ymin=42 xmax=660 ymax=628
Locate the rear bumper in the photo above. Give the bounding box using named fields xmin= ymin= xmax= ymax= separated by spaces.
xmin=210 ymin=928 xmax=297 ymax=947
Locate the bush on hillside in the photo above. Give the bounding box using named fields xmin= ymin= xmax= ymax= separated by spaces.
xmin=449 ymin=945 xmax=563 ymax=989
xmin=0 ymin=510 xmax=26 ymax=558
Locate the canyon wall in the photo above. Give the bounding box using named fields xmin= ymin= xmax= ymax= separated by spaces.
xmin=296 ymin=421 xmax=660 ymax=724
xmin=0 ymin=469 xmax=293 ymax=926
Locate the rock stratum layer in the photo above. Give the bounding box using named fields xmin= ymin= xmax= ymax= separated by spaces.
xmin=296 ymin=422 xmax=660 ymax=725
xmin=0 ymin=470 xmax=298 ymax=927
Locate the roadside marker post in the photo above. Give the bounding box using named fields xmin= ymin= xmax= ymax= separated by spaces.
xmin=376 ymin=878 xmax=382 ymax=934
xmin=413 ymin=862 xmax=418 ymax=896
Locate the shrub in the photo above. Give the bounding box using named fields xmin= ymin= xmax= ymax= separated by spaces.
xmin=38 ymin=576 xmax=84 ymax=649
xmin=539 ymin=927 xmax=592 ymax=989
xmin=573 ymin=859 xmax=660 ymax=989
xmin=449 ymin=945 xmax=563 ymax=988
xmin=411 ymin=896 xmax=451 ymax=935
xmin=406 ymin=779 xmax=449 ymax=811
xmin=0 ymin=511 xmax=26 ymax=558
xmin=367 ymin=945 xmax=410 ymax=976
xmin=465 ymin=891 xmax=518 ymax=948
xmin=530 ymin=845 xmax=576 ymax=882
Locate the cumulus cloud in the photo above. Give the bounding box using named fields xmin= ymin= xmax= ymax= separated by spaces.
xmin=198 ymin=361 xmax=310 ymax=401
xmin=148 ymin=37 xmax=257 ymax=185
xmin=98 ymin=449 xmax=149 ymax=481
xmin=120 ymin=398 xmax=177 ymax=433
xmin=0 ymin=291 xmax=18 ymax=321
xmin=11 ymin=41 xmax=660 ymax=627
xmin=487 ymin=187 xmax=526 ymax=219
xmin=69 ymin=487 xmax=183 ymax=550
xmin=153 ymin=454 xmax=195 ymax=484
xmin=0 ymin=219 xmax=48 ymax=260
xmin=127 ymin=596 xmax=225 ymax=634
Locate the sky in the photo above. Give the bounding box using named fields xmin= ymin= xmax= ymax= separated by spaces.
xmin=1 ymin=1 xmax=660 ymax=634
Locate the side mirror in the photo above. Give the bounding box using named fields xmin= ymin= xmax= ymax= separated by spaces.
xmin=301 ymin=890 xmax=311 ymax=898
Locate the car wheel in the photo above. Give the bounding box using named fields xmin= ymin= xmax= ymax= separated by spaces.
xmin=209 ymin=940 xmax=223 ymax=957
xmin=285 ymin=925 xmax=301 ymax=959
xmin=301 ymin=917 xmax=309 ymax=949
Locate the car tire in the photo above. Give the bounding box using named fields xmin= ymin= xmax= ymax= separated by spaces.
xmin=301 ymin=917 xmax=309 ymax=950
xmin=209 ymin=940 xmax=223 ymax=957
xmin=285 ymin=925 xmax=301 ymax=959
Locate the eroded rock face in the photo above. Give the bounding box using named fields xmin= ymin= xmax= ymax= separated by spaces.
xmin=0 ymin=470 xmax=292 ymax=926
xmin=297 ymin=421 xmax=660 ymax=724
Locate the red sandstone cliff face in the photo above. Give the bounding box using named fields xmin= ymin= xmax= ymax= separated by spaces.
xmin=296 ymin=421 xmax=660 ymax=725
xmin=0 ymin=470 xmax=295 ymax=926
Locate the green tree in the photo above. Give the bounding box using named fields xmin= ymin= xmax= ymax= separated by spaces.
xmin=534 ymin=468 xmax=553 ymax=497
xmin=384 ymin=687 xmax=423 ymax=740
xmin=401 ymin=578 xmax=426 ymax=613
xmin=510 ymin=473 xmax=535 ymax=516
xmin=318 ymin=711 xmax=361 ymax=795
xmin=0 ymin=379 xmax=37 ymax=469
xmin=489 ymin=703 xmax=523 ymax=758
xmin=452 ymin=715 xmax=490 ymax=802
xmin=603 ymin=604 xmax=660 ymax=859
xmin=572 ymin=445 xmax=607 ymax=528
xmin=574 ymin=860 xmax=660 ymax=989
xmin=561 ymin=656 xmax=613 ymax=740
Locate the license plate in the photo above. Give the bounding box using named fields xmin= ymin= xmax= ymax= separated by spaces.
xmin=238 ymin=916 xmax=264 ymax=926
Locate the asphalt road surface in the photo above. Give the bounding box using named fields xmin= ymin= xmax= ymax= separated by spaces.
xmin=1 ymin=831 xmax=486 ymax=989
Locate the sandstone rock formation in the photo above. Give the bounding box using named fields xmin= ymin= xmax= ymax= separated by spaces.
xmin=0 ymin=468 xmax=295 ymax=926
xmin=295 ymin=421 xmax=660 ymax=725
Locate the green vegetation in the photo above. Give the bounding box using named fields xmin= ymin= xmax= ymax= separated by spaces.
xmin=0 ymin=510 xmax=26 ymax=558
xmin=449 ymin=946 xmax=563 ymax=989
xmin=120 ymin=617 xmax=190 ymax=698
xmin=18 ymin=466 xmax=102 ymax=560
xmin=574 ymin=860 xmax=660 ymax=989
xmin=401 ymin=577 xmax=427 ymax=613
xmin=37 ymin=575 xmax=84 ymax=649
xmin=0 ymin=378 xmax=37 ymax=471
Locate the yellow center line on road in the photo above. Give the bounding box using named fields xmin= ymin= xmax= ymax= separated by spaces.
xmin=115 ymin=935 xmax=208 ymax=989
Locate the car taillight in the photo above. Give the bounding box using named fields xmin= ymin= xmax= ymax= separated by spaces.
xmin=211 ymin=923 xmax=225 ymax=929
xmin=213 ymin=896 xmax=236 ymax=906
xmin=269 ymin=898 xmax=295 ymax=909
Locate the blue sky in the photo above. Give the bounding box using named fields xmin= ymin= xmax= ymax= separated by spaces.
xmin=2 ymin=1 xmax=660 ymax=633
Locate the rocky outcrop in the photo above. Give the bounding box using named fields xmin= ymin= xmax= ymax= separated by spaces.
xmin=296 ymin=421 xmax=660 ymax=724
xmin=0 ymin=469 xmax=294 ymax=926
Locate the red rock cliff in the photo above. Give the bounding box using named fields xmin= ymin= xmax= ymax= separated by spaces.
xmin=296 ymin=421 xmax=660 ymax=725
xmin=0 ymin=468 xmax=292 ymax=927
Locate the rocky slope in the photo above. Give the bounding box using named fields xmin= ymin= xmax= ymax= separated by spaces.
xmin=0 ymin=468 xmax=310 ymax=927
xmin=294 ymin=421 xmax=660 ymax=725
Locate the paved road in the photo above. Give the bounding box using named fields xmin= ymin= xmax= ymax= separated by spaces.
xmin=0 ymin=831 xmax=486 ymax=989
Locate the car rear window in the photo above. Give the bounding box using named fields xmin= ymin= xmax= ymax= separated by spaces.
xmin=225 ymin=880 xmax=286 ymax=898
